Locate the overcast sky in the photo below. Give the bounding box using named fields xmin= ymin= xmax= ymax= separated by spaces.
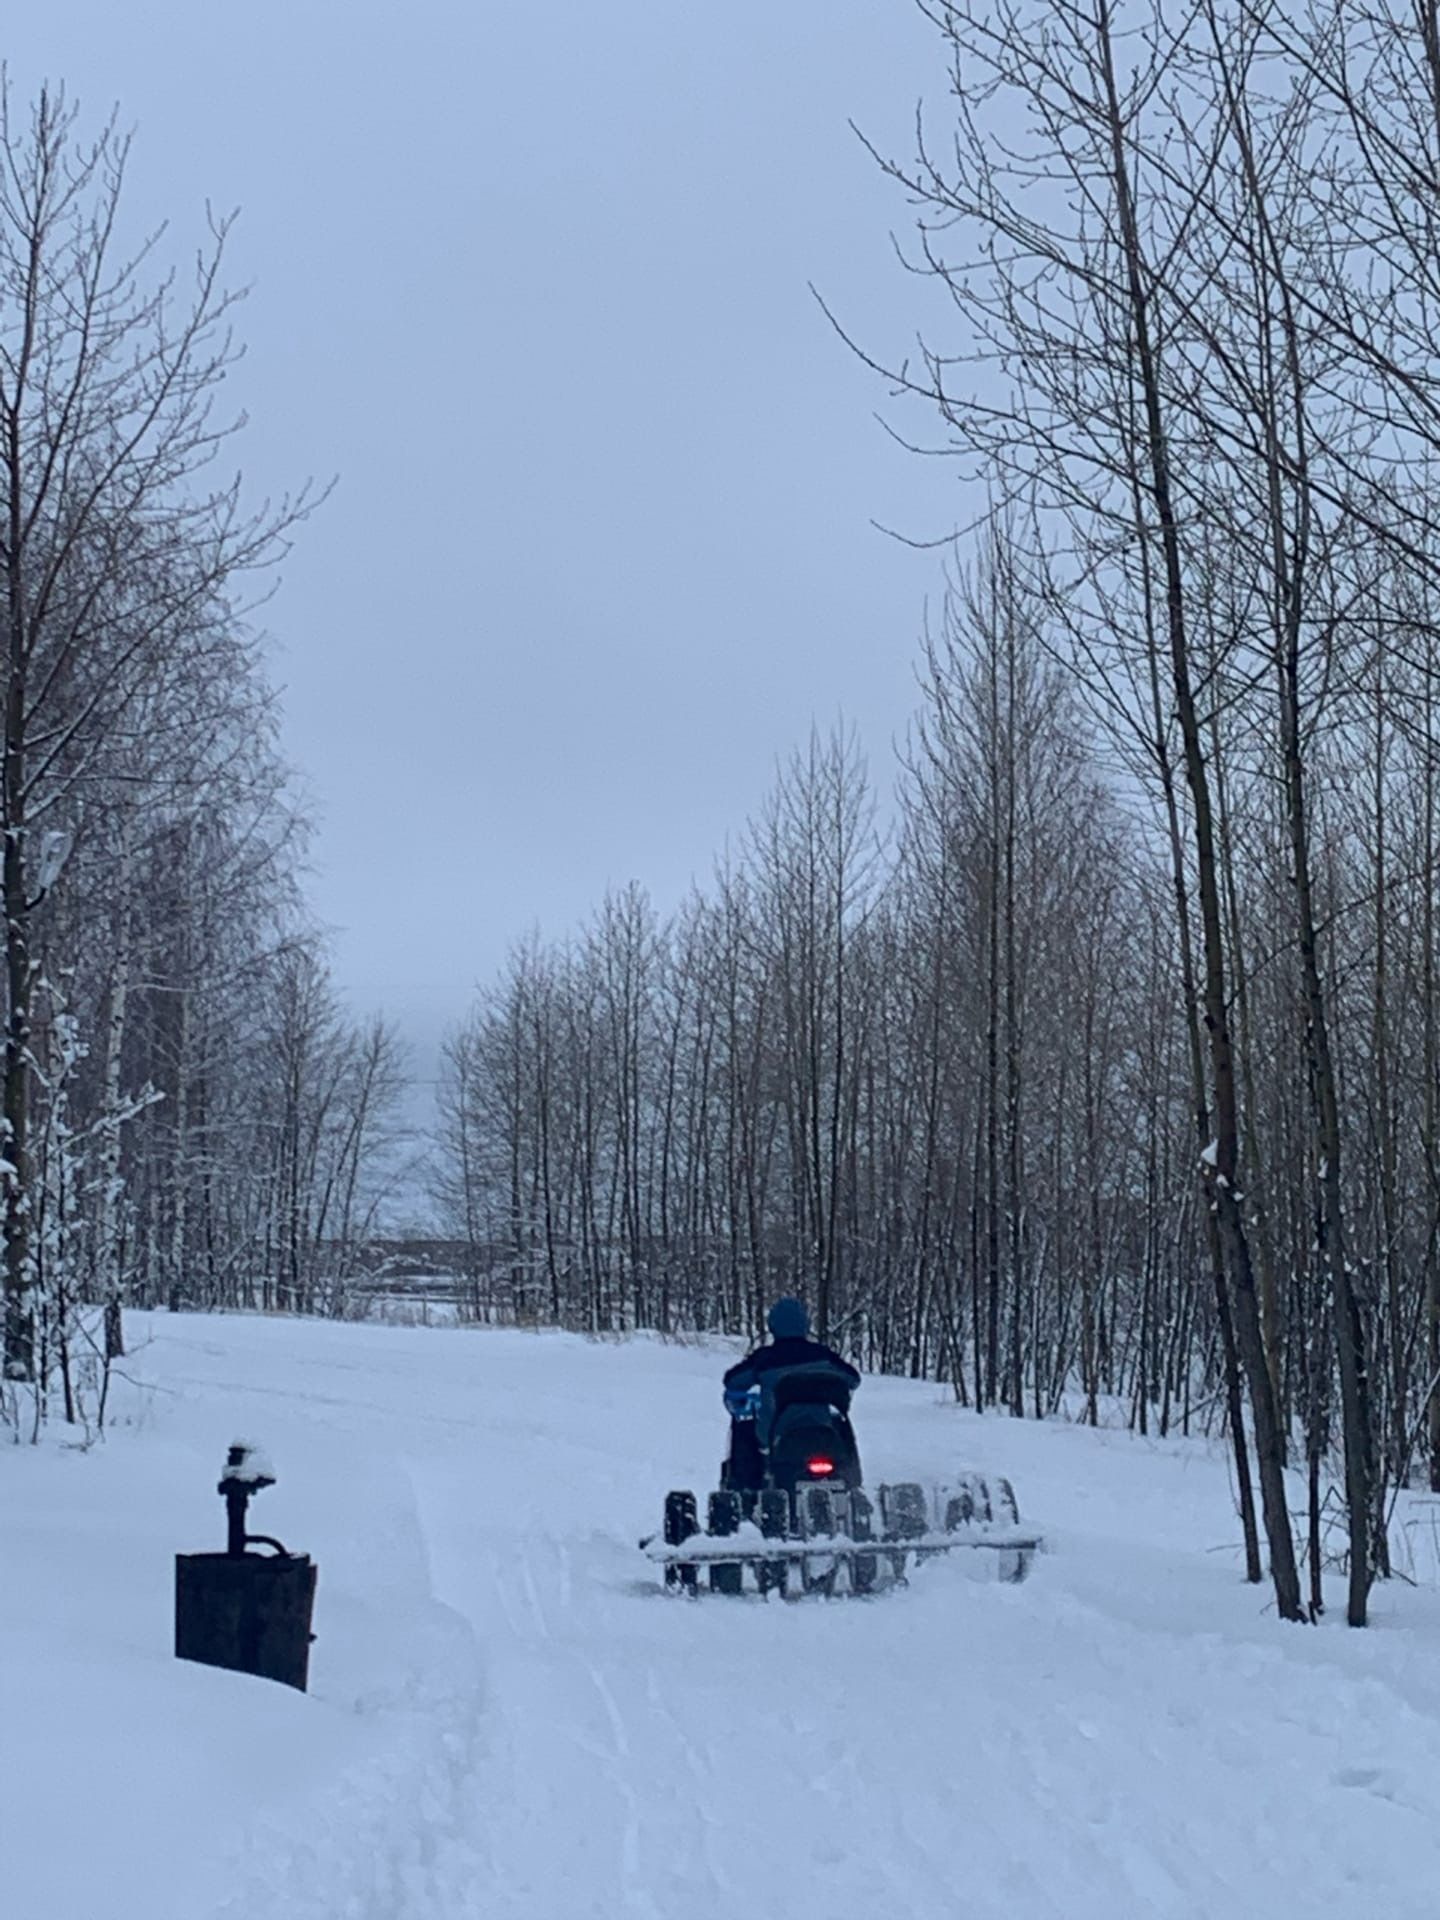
xmin=12 ymin=2 xmax=960 ymax=1071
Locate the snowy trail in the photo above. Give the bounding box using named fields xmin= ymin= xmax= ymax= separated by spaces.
xmin=11 ymin=1314 xmax=1440 ymax=1919
xmin=402 ymin=1330 xmax=1440 ymax=1920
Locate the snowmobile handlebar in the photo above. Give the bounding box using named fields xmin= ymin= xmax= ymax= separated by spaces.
xmin=724 ymin=1385 xmax=761 ymax=1421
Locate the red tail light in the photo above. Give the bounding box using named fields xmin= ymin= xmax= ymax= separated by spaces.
xmin=807 ymin=1456 xmax=835 ymax=1476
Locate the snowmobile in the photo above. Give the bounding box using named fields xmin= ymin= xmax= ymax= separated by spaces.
xmin=643 ymin=1366 xmax=1041 ymax=1597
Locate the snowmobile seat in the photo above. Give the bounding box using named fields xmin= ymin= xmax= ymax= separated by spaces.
xmin=756 ymin=1361 xmax=855 ymax=1446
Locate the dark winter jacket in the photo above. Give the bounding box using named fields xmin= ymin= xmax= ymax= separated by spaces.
xmin=723 ymin=1336 xmax=861 ymax=1401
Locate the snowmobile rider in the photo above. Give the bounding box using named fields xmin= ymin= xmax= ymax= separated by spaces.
xmin=721 ymin=1298 xmax=860 ymax=1491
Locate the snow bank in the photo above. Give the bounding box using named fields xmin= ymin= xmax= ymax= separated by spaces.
xmin=7 ymin=1311 xmax=1440 ymax=1919
xmin=1 ymin=1327 xmax=484 ymax=1920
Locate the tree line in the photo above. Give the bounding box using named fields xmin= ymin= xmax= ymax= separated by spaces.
xmin=435 ymin=0 xmax=1440 ymax=1626
xmin=15 ymin=6 xmax=1440 ymax=1634
xmin=0 ymin=91 xmax=409 ymax=1438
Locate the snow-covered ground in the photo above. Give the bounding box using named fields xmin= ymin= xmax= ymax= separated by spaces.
xmin=7 ymin=1313 xmax=1440 ymax=1919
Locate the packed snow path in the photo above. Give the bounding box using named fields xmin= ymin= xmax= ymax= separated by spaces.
xmin=10 ymin=1315 xmax=1440 ymax=1919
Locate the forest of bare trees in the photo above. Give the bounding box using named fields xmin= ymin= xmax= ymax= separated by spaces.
xmin=17 ymin=4 xmax=1440 ymax=1633
xmin=0 ymin=91 xmax=409 ymax=1438
xmin=430 ymin=1 xmax=1440 ymax=1625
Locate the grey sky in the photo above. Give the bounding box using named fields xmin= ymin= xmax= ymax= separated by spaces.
xmin=14 ymin=3 xmax=955 ymax=1067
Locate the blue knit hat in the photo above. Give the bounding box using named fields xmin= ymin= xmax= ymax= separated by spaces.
xmin=767 ymin=1296 xmax=810 ymax=1339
